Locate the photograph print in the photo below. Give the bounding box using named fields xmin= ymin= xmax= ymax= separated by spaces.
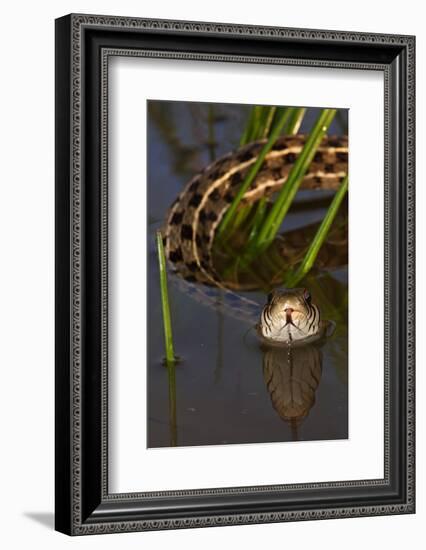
xmin=147 ymin=100 xmax=349 ymax=449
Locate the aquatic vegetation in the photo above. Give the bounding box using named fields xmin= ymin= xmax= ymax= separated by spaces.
xmin=286 ymin=107 xmax=307 ymax=135
xmin=217 ymin=107 xmax=295 ymax=239
xmin=214 ymin=107 xmax=347 ymax=287
xmin=148 ymin=101 xmax=349 ymax=448
xmin=156 ymin=230 xmax=176 ymax=364
xmin=285 ymin=174 xmax=348 ymax=287
xmin=249 ymin=109 xmax=338 ymax=254
xmin=225 ymin=106 xmax=307 ymax=238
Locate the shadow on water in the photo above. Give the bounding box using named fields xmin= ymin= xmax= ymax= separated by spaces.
xmin=147 ymin=100 xmax=348 ymax=449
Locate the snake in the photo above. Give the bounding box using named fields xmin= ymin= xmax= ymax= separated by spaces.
xmin=258 ymin=288 xmax=326 ymax=344
xmin=161 ymin=134 xmax=348 ymax=341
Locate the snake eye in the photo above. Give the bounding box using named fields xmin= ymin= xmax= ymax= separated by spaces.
xmin=303 ymin=288 xmax=311 ymax=302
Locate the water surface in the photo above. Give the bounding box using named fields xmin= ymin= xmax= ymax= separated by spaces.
xmin=147 ymin=100 xmax=348 ymax=448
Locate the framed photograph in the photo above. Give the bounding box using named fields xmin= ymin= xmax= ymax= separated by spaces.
xmin=55 ymin=14 xmax=415 ymax=535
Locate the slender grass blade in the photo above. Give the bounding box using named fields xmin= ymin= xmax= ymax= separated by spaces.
xmin=156 ymin=230 xmax=176 ymax=364
xmin=252 ymin=109 xmax=337 ymax=252
xmin=285 ymin=175 xmax=348 ymax=287
xmin=217 ymin=107 xmax=295 ymax=240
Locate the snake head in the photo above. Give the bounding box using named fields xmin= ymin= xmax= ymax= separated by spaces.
xmin=260 ymin=288 xmax=321 ymax=343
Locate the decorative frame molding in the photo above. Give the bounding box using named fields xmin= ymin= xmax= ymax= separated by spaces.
xmin=55 ymin=13 xmax=415 ymax=535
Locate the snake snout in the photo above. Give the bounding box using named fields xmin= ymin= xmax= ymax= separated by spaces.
xmin=285 ymin=307 xmax=294 ymax=323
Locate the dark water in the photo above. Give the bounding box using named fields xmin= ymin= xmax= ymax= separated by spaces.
xmin=147 ymin=100 xmax=348 ymax=448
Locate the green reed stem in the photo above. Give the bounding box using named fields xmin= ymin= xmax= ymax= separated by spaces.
xmin=247 ymin=197 xmax=267 ymax=244
xmin=224 ymin=203 xmax=253 ymax=236
xmin=241 ymin=106 xmax=290 ymax=145
xmin=285 ymin=175 xmax=348 ymax=287
xmin=252 ymin=109 xmax=337 ymax=253
xmin=240 ymin=106 xmax=263 ymax=145
xmin=261 ymin=106 xmax=277 ymax=138
xmin=247 ymin=106 xmax=265 ymax=143
xmin=239 ymin=108 xmax=255 ymax=146
xmin=286 ymin=107 xmax=307 ymax=135
xmin=217 ymin=107 xmax=295 ymax=240
xmin=156 ymin=230 xmax=176 ymax=364
xmin=268 ymin=106 xmax=288 ymax=134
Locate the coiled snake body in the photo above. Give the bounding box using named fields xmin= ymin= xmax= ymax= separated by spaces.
xmin=162 ymin=134 xmax=348 ymax=340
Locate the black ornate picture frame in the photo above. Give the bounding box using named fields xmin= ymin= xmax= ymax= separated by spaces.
xmin=55 ymin=14 xmax=415 ymax=535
